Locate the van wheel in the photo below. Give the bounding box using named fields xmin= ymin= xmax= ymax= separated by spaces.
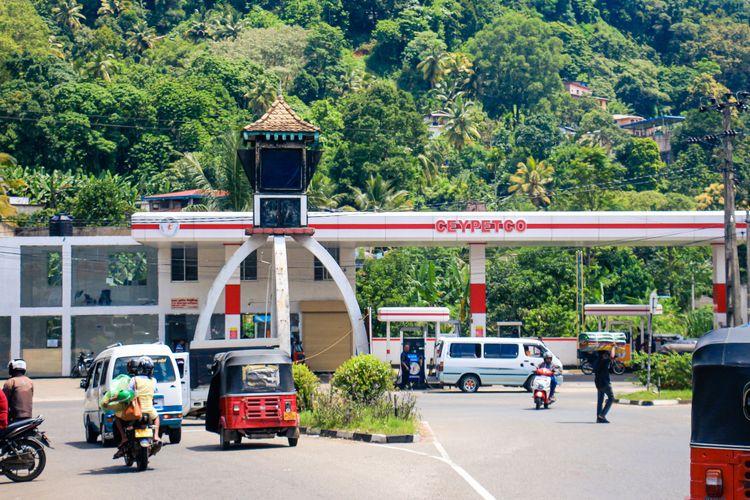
xmin=85 ymin=417 xmax=99 ymax=444
xmin=168 ymin=428 xmax=182 ymax=444
xmin=459 ymin=375 xmax=479 ymax=393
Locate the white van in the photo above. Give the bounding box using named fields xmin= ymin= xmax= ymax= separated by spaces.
xmin=81 ymin=344 xmax=185 ymax=445
xmin=435 ymin=337 xmax=563 ymax=392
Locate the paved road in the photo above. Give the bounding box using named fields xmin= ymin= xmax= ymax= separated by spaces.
xmin=1 ymin=381 xmax=688 ymax=500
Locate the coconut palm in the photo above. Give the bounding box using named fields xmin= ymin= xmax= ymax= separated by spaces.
xmin=244 ymin=77 xmax=278 ymax=116
xmin=52 ymin=0 xmax=86 ymax=33
xmin=86 ymin=53 xmax=116 ymax=82
xmin=307 ymin=173 xmax=345 ymax=210
xmin=350 ymin=174 xmax=412 ymax=212
xmin=185 ymin=20 xmax=210 ymax=43
xmin=508 ymin=157 xmax=554 ymax=208
xmin=175 ymin=132 xmax=252 ymax=212
xmin=443 ymin=95 xmax=480 ymax=151
xmin=416 ymin=48 xmax=446 ymax=88
xmin=211 ymin=10 xmax=243 ymax=40
xmin=97 ymin=0 xmax=131 ymax=17
xmin=126 ymin=24 xmax=158 ymax=57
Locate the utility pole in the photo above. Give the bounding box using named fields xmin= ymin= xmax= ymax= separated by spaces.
xmin=692 ymin=91 xmax=750 ymax=327
xmin=646 ymin=291 xmax=657 ymax=389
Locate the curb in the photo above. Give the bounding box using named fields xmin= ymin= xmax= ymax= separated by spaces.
xmin=615 ymin=398 xmax=691 ymax=406
xmin=300 ymin=426 xmax=417 ymax=444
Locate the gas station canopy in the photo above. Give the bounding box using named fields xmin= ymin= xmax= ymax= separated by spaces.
xmin=584 ymin=303 xmax=663 ymax=317
xmin=377 ymin=307 xmax=451 ymax=323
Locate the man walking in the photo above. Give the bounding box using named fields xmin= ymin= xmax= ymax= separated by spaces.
xmin=594 ymin=349 xmax=614 ymax=423
xmin=3 ymin=359 xmax=34 ymax=423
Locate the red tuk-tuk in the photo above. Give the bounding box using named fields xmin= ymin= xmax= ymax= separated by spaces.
xmin=691 ymin=327 xmax=750 ymax=499
xmin=205 ymin=349 xmax=300 ymax=449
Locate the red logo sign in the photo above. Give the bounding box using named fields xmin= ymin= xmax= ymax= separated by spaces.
xmin=435 ymin=219 xmax=527 ymax=233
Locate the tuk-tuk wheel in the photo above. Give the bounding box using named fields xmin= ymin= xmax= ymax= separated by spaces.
xmin=288 ymin=437 xmax=298 ymax=447
xmin=220 ymin=429 xmax=231 ymax=450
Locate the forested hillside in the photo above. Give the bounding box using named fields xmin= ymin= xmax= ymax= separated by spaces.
xmin=1 ymin=0 xmax=748 ymax=335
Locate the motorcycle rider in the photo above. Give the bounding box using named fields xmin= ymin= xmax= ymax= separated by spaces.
xmin=0 ymin=387 xmax=7 ymax=429
xmin=3 ymin=359 xmax=33 ymax=423
xmin=113 ymin=358 xmax=139 ymax=456
xmin=538 ymin=352 xmax=561 ymax=401
xmin=130 ymin=356 xmax=160 ymax=443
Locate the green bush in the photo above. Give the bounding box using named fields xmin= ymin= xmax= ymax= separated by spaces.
xmin=292 ymin=363 xmax=319 ymax=412
xmin=631 ymin=352 xmax=692 ymax=390
xmin=332 ymin=354 xmax=394 ymax=404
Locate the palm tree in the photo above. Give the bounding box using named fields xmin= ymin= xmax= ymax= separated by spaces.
xmin=97 ymin=0 xmax=131 ymax=17
xmin=508 ymin=157 xmax=554 ymax=208
xmin=243 ymin=77 xmax=278 ymax=116
xmin=211 ymin=10 xmax=243 ymax=40
xmin=350 ymin=175 xmax=412 ymax=212
xmin=52 ymin=0 xmax=86 ymax=33
xmin=185 ymin=20 xmax=210 ymax=43
xmin=175 ymin=132 xmax=252 ymax=211
xmin=86 ymin=53 xmax=116 ymax=82
xmin=443 ymin=95 xmax=480 ymax=151
xmin=307 ymin=173 xmax=345 ymax=210
xmin=444 ymin=257 xmax=470 ymax=324
xmin=126 ymin=24 xmax=158 ymax=57
xmin=416 ymin=48 xmax=446 ymax=88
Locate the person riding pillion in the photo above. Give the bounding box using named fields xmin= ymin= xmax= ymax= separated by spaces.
xmin=3 ymin=359 xmax=33 ymax=423
xmin=130 ymin=356 xmax=160 ymax=442
xmin=539 ymin=352 xmax=561 ymax=400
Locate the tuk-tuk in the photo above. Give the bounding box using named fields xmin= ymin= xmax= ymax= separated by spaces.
xmin=205 ymin=349 xmax=300 ymax=449
xmin=691 ymin=327 xmax=750 ymax=499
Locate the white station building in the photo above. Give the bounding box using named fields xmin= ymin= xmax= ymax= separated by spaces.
xmin=0 ymin=209 xmax=742 ymax=376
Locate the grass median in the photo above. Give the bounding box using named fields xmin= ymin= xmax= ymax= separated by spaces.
xmin=617 ymin=389 xmax=692 ymax=401
xmin=300 ymin=409 xmax=418 ymax=435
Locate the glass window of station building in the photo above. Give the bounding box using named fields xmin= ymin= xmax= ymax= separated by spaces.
xmin=71 ymin=315 xmax=158 ymax=366
xmin=72 ymin=246 xmax=157 ymax=306
xmin=0 ymin=317 xmax=10 ymax=373
xmin=21 ymin=246 xmax=62 ymax=307
xmin=21 ymin=316 xmax=62 ymax=377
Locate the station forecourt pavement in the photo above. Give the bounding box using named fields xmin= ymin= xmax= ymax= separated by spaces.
xmin=1 ymin=378 xmax=688 ymax=500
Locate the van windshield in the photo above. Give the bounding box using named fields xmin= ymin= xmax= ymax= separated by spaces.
xmin=113 ymin=355 xmax=176 ymax=383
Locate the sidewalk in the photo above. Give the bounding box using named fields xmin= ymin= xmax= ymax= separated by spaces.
xmin=8 ymin=377 xmax=84 ymax=402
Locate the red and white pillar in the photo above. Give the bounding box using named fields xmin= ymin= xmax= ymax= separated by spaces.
xmin=712 ymin=243 xmax=727 ymax=328
xmin=469 ymin=243 xmax=487 ymax=337
xmin=224 ymin=244 xmax=242 ymax=339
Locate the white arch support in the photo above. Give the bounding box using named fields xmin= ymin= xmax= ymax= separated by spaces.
xmin=293 ymin=235 xmax=369 ymax=355
xmin=193 ymin=234 xmax=268 ymax=343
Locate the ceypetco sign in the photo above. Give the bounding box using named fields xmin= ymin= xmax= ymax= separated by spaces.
xmin=435 ymin=219 xmax=527 ymax=233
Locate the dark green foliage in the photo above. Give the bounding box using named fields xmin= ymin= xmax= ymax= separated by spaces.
xmin=332 ymin=355 xmax=394 ymax=404
xmin=631 ymin=352 xmax=692 ymax=390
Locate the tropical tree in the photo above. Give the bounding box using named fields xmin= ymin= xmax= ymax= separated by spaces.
xmin=350 ymin=174 xmax=412 ymax=212
xmin=443 ymin=95 xmax=480 ymax=151
xmin=176 ymin=132 xmax=252 ymax=211
xmin=185 ymin=20 xmax=211 ymax=43
xmin=126 ymin=24 xmax=158 ymax=57
xmin=52 ymin=0 xmax=85 ymax=33
xmin=307 ymin=173 xmax=345 ymax=210
xmin=243 ymin=76 xmax=278 ymax=116
xmin=408 ymin=260 xmax=441 ymax=306
xmin=211 ymin=10 xmax=243 ymax=40
xmin=416 ymin=47 xmax=446 ymax=87
xmin=444 ymin=257 xmax=470 ymax=324
xmin=508 ymin=157 xmax=554 ymax=208
xmin=85 ymin=53 xmax=116 ymax=82
xmin=97 ymin=0 xmax=131 ymax=18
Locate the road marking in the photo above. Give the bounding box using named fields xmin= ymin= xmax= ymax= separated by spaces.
xmin=369 ymin=422 xmax=496 ymax=500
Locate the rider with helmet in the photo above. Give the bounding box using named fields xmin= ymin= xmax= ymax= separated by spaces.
xmin=113 ymin=358 xmax=141 ymax=454
xmin=3 ymin=359 xmax=33 ymax=423
xmin=538 ymin=352 xmax=562 ymax=401
xmin=129 ymin=356 xmax=160 ymax=443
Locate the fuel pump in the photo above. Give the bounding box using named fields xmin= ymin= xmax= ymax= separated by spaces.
xmin=401 ymin=326 xmax=426 ymax=388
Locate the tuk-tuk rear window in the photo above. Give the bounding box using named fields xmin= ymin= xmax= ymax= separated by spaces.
xmin=226 ymin=363 xmax=293 ymax=394
xmin=112 ymin=355 xmax=176 ymax=383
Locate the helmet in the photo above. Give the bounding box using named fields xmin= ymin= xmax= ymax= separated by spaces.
xmin=8 ymin=359 xmax=27 ymax=373
xmin=126 ymin=358 xmax=139 ymax=375
xmin=137 ymin=356 xmax=154 ymax=377
xmin=543 ymin=352 xmax=553 ymax=361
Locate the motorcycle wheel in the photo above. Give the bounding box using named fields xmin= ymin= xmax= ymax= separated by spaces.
xmin=125 ymin=454 xmax=134 ymax=467
xmin=3 ymin=438 xmax=46 ymax=482
xmin=135 ymin=445 xmax=149 ymax=471
xmin=580 ymin=361 xmax=594 ymax=375
xmin=534 ymin=398 xmax=542 ymax=410
xmin=611 ymin=361 xmax=626 ymax=375
xmin=544 ymin=402 xmax=549 ymax=409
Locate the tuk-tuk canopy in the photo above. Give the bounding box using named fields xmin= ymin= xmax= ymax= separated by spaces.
xmin=691 ymin=327 xmax=750 ymax=449
xmin=216 ymin=349 xmax=292 ymax=368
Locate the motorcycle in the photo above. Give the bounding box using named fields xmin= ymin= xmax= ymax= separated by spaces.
xmin=0 ymin=416 xmax=52 ymax=482
xmin=72 ymin=351 xmax=94 ymax=378
xmin=532 ymin=367 xmax=555 ymax=410
xmin=121 ymin=417 xmax=162 ymax=471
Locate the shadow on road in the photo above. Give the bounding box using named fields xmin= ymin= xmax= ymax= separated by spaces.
xmin=187 ymin=442 xmax=287 ymax=453
xmin=556 ymin=421 xmax=598 ymax=425
xmin=65 ymin=441 xmax=101 ymax=450
xmin=80 ymin=465 xmax=148 ymax=475
xmin=422 ymin=389 xmax=526 ymax=395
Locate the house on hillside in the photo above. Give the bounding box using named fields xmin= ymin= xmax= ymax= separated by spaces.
xmin=424 ymin=111 xmax=451 ymax=138
xmin=563 ymin=81 xmax=609 ymax=110
xmin=616 ymin=115 xmax=685 ymax=164
xmin=141 ymin=189 xmax=228 ymax=212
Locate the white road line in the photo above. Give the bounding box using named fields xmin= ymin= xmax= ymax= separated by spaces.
xmin=370 ymin=422 xmax=496 ymax=500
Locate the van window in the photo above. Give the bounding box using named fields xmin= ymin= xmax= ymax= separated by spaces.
xmin=449 ymin=343 xmax=481 ymax=358
xmin=112 ymin=355 xmax=176 ymax=383
xmin=91 ymin=362 xmax=102 ymax=388
xmin=435 ymin=341 xmax=443 ymax=358
xmin=99 ymin=360 xmax=110 ymax=386
xmin=484 ymin=343 xmax=519 ymax=359
xmin=523 ymin=344 xmax=544 ymax=358
xmin=176 ymin=358 xmax=185 ymax=379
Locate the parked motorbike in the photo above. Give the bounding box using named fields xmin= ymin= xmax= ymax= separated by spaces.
xmin=72 ymin=351 xmax=94 ymax=378
xmin=532 ymin=367 xmax=555 ymax=410
xmin=121 ymin=417 xmax=162 ymax=471
xmin=0 ymin=416 xmax=52 ymax=482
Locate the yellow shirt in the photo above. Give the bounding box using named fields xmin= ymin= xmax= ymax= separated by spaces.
xmin=131 ymin=377 xmax=158 ymax=418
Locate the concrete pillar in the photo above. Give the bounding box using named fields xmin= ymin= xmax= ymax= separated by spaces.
xmin=712 ymin=243 xmax=727 ymax=328
xmin=469 ymin=243 xmax=487 ymax=337
xmin=272 ymin=236 xmax=291 ymax=355
xmin=61 ymin=242 xmax=72 ymax=376
xmin=224 ymin=244 xmax=242 ymax=340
